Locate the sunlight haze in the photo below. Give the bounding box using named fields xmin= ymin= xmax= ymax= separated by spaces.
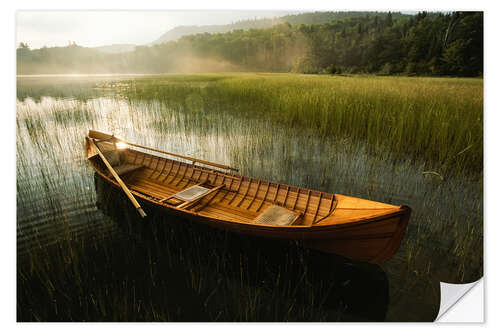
xmin=16 ymin=10 xmax=301 ymax=49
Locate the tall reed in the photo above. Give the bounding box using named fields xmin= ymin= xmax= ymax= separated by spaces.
xmin=124 ymin=74 xmax=483 ymax=178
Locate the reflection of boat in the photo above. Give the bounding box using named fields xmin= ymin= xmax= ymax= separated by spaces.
xmin=94 ymin=173 xmax=391 ymax=321
xmin=85 ymin=130 xmax=411 ymax=264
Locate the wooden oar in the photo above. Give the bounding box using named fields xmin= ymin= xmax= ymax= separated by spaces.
xmin=90 ymin=138 xmax=147 ymax=218
xmin=124 ymin=141 xmax=238 ymax=172
xmin=88 ymin=130 xmax=238 ymax=172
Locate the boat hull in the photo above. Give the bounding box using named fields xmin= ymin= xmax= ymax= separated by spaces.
xmin=93 ymin=169 xmax=410 ymax=264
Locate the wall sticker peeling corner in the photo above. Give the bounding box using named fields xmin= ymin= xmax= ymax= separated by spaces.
xmin=435 ymin=279 xmax=483 ymax=322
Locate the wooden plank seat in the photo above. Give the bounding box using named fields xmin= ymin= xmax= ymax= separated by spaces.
xmin=174 ymin=185 xmax=211 ymax=201
xmin=159 ymin=181 xmax=207 ymax=203
xmin=253 ymin=205 xmax=301 ymax=226
xmin=160 ymin=183 xmax=225 ymax=210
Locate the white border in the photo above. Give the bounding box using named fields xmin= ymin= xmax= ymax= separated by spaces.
xmin=4 ymin=0 xmax=497 ymax=330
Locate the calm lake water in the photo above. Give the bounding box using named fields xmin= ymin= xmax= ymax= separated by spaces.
xmin=16 ymin=75 xmax=483 ymax=321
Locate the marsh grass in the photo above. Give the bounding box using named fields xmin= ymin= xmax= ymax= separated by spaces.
xmin=16 ymin=73 xmax=482 ymax=321
xmin=124 ymin=74 xmax=483 ymax=177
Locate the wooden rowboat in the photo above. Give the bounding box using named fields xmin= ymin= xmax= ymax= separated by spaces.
xmin=85 ymin=130 xmax=410 ymax=264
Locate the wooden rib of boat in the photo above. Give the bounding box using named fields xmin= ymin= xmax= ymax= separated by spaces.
xmin=85 ymin=130 xmax=411 ymax=264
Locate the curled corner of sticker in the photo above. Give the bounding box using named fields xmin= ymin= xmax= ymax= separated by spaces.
xmin=435 ymin=278 xmax=483 ymax=322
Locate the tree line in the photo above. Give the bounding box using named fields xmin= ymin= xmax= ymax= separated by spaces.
xmin=151 ymin=11 xmax=414 ymax=44
xmin=17 ymin=11 xmax=483 ymax=76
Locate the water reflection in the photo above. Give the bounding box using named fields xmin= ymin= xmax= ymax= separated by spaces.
xmin=95 ymin=172 xmax=390 ymax=321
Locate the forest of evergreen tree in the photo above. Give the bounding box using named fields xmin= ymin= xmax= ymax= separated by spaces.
xmin=17 ymin=11 xmax=483 ymax=76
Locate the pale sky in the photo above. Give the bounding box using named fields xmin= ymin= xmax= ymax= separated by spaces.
xmin=16 ymin=10 xmax=302 ymax=49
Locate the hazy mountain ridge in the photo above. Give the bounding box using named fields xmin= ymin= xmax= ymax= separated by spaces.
xmin=151 ymin=11 xmax=414 ymax=45
xmin=281 ymin=11 xmax=414 ymax=25
xmin=151 ymin=18 xmax=285 ymax=45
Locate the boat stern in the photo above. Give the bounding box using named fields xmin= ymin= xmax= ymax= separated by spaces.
xmin=305 ymin=204 xmax=411 ymax=264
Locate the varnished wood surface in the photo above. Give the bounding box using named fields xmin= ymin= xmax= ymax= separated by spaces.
xmin=85 ymin=133 xmax=411 ymax=263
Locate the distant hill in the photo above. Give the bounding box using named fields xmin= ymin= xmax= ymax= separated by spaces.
xmin=151 ymin=11 xmax=414 ymax=45
xmin=92 ymin=44 xmax=136 ymax=53
xmin=150 ymin=18 xmax=284 ymax=45
xmin=281 ymin=11 xmax=413 ymax=25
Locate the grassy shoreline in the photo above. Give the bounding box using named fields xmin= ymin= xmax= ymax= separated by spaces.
xmin=119 ymin=73 xmax=483 ymax=178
